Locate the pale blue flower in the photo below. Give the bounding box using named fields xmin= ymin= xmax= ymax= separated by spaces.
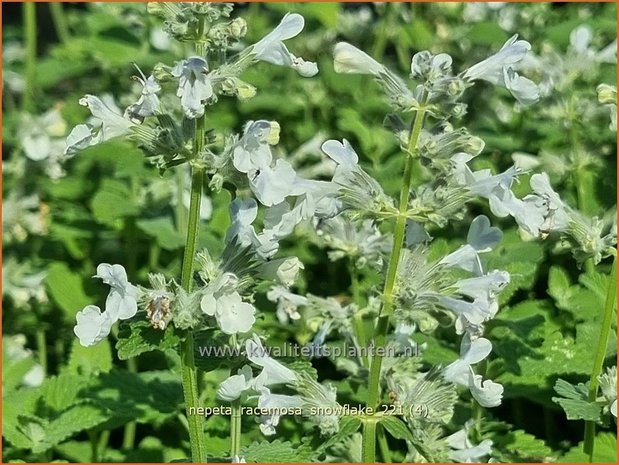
xmin=232 ymin=121 xmax=276 ymax=173
xmin=73 ymin=305 xmax=115 ymax=347
xmin=333 ymin=42 xmax=385 ymax=75
xmin=171 ymin=56 xmax=213 ymax=118
xmin=443 ymin=336 xmax=493 ymax=385
xmin=250 ymin=159 xmax=297 ymax=207
xmin=125 ymin=68 xmax=161 ymax=121
xmin=267 ymin=285 xmax=309 ymax=324
xmin=456 ymin=270 xmax=510 ymax=301
xmin=251 ymin=13 xmax=318 ymax=77
xmin=259 ymin=257 xmax=304 ymax=287
xmin=256 ymin=387 xmax=303 ymax=436
xmin=202 ymin=290 xmax=256 ymax=335
xmin=446 ymin=422 xmax=494 ymax=463
xmin=462 ymin=34 xmax=540 ymax=105
xmin=217 ymin=365 xmax=254 ymax=402
xmin=468 ymin=368 xmax=504 ymax=407
xmin=65 ymin=95 xmax=135 ymax=154
xmin=246 ymin=335 xmax=297 ymax=389
xmin=94 ymin=263 xmax=140 ymax=320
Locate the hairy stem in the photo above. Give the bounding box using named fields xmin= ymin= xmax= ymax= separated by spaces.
xmin=49 ymin=3 xmax=70 ymax=44
xmin=361 ymin=418 xmax=378 ymax=463
xmin=179 ymin=164 xmax=207 ymax=463
xmin=362 ymin=96 xmax=428 ymax=462
xmin=230 ymin=400 xmax=242 ymax=459
xmin=23 ymin=2 xmax=37 ymax=112
xmin=583 ymin=256 xmax=617 ymax=461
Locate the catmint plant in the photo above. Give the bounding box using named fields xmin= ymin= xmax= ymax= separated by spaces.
xmin=11 ymin=2 xmax=613 ymax=463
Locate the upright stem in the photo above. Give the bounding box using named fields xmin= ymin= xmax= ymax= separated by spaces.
xmin=179 ymin=164 xmax=207 ymax=463
xmin=362 ymin=96 xmax=428 ymax=462
xmin=361 ymin=418 xmax=378 ymax=463
xmin=49 ymin=3 xmax=70 ymax=44
xmin=122 ymin=357 xmax=138 ymax=449
xmin=230 ymin=400 xmax=242 ymax=459
xmin=177 ymin=17 xmax=209 ymax=463
xmin=22 ymin=2 xmax=37 ymax=112
xmin=583 ymin=256 xmax=617 ymax=461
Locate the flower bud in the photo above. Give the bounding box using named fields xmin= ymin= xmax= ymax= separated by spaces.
xmin=229 ymin=18 xmax=247 ymax=39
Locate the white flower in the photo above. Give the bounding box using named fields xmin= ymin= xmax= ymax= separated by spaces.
xmin=201 ymin=290 xmax=256 ymax=335
xmin=267 ymin=286 xmax=308 ymax=324
xmin=171 ymin=56 xmax=213 ymax=118
xmin=232 ymin=121 xmax=298 ymax=206
xmin=456 ymin=270 xmax=510 ymax=301
xmin=251 ymin=13 xmax=318 ymax=77
xmin=94 ymin=263 xmax=140 ymax=320
xmin=463 ymin=34 xmax=530 ymax=83
xmin=74 ymin=305 xmax=115 ymax=347
xmin=125 ymin=68 xmax=161 ymax=121
xmin=444 ymin=336 xmax=493 ymax=385
xmin=333 ymin=42 xmax=385 ymax=75
xmin=246 ymin=335 xmax=297 ymax=389
xmin=462 ymin=34 xmax=539 ymax=105
xmin=218 ymin=365 xmax=254 ymax=402
xmin=250 ymin=159 xmax=298 ymax=207
xmin=446 ymin=421 xmax=494 ymax=463
xmin=321 ymin=139 xmax=359 ymax=183
xmin=256 ymin=387 xmax=303 ymax=436
xmin=259 ymin=257 xmax=304 ymax=286
xmin=468 ymin=368 xmax=504 ymax=407
xmin=65 ymin=95 xmax=135 ymax=154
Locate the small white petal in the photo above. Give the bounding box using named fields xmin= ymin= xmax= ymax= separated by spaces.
xmin=74 ymin=305 xmax=114 ymax=347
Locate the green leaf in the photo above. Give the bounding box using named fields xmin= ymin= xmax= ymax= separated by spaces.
xmin=85 ymin=370 xmax=183 ymax=426
xmin=241 ymin=439 xmax=315 ymax=463
xmin=552 ymin=379 xmax=602 ymax=421
xmin=317 ymin=416 xmax=362 ymax=452
xmin=40 ymin=373 xmax=90 ymax=413
xmin=136 ymin=217 xmax=185 ymax=251
xmin=559 ymin=433 xmax=617 ymax=463
xmin=116 ymin=319 xmax=185 ymax=360
xmin=90 ymin=179 xmax=139 ymax=226
xmin=380 ymin=416 xmax=414 ymax=442
xmin=491 ymin=426 xmax=554 ymax=462
xmin=37 ymin=403 xmax=110 ymax=453
xmin=46 ymin=262 xmax=92 ymax=319
xmin=66 ymin=338 xmax=113 ymax=376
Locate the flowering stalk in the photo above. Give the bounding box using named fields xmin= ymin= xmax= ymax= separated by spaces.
xmin=583 ymin=256 xmax=617 ymax=461
xmin=362 ymin=93 xmax=428 ymax=462
xmin=179 ymin=162 xmax=208 ymax=463
xmin=178 ymin=20 xmax=209 ymax=460
xmin=230 ymin=399 xmax=242 ymax=459
xmin=23 ymin=1 xmax=37 ymax=112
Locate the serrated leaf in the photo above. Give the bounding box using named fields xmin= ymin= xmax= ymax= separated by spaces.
xmin=241 ymin=439 xmax=315 ymax=463
xmin=380 ymin=415 xmax=414 ymax=442
xmin=46 ymin=262 xmax=91 ymax=319
xmin=66 ymin=338 xmax=112 ymax=376
xmin=116 ymin=319 xmax=185 ymax=360
xmin=552 ymin=379 xmax=601 ymax=421
xmin=317 ymin=416 xmax=362 ymax=452
xmin=559 ymin=432 xmax=617 ymax=463
xmin=41 ymin=373 xmax=90 ymax=413
xmin=36 ymin=403 xmax=110 ymax=453
xmin=136 ymin=217 xmax=185 ymax=251
xmin=85 ymin=370 xmax=182 ymax=426
xmin=493 ymin=428 xmax=554 ymax=462
xmin=90 ymin=179 xmax=139 ymax=226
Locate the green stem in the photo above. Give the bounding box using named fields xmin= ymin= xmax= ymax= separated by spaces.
xmin=377 ymin=424 xmax=392 ymax=463
xmin=583 ymin=256 xmax=617 ymax=461
xmin=97 ymin=430 xmax=110 ymax=460
xmin=362 ymin=96 xmax=428 ymax=462
xmin=122 ymin=357 xmax=138 ymax=449
xmin=361 ymin=418 xmax=378 ymax=463
xmin=349 ymin=260 xmax=367 ymax=367
xmin=179 ymin=165 xmax=207 ymax=463
xmin=49 ymin=3 xmax=70 ymax=44
xmin=230 ymin=400 xmax=242 ymax=459
xmin=22 ymin=2 xmax=37 ymax=112
xmin=35 ymin=328 xmax=47 ymax=375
